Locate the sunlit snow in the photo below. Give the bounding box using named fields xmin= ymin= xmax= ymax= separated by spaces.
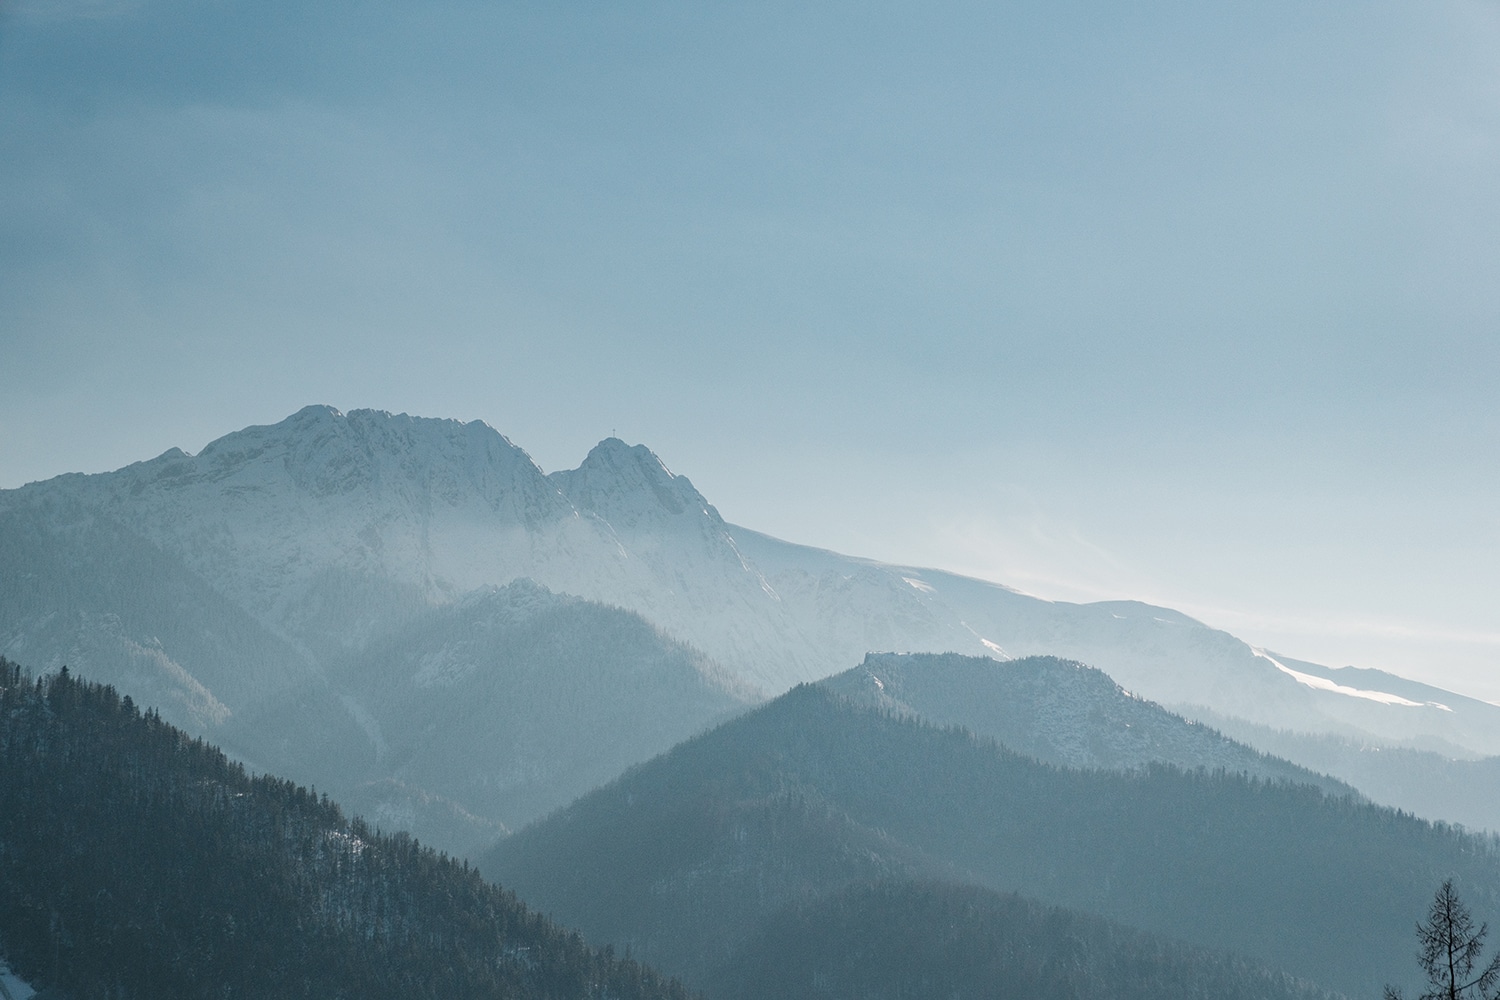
xmin=1253 ymin=649 xmax=1437 ymax=709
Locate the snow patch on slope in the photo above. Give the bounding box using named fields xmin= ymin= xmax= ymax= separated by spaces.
xmin=1252 ymin=648 xmax=1439 ymax=709
xmin=338 ymin=693 xmax=389 ymax=761
xmin=0 ymin=960 xmax=36 ymax=1000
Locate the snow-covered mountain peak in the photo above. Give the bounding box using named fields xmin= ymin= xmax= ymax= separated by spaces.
xmin=551 ymin=437 xmax=721 ymax=533
xmin=4 ymin=407 xmax=609 ymax=649
xmin=185 ymin=406 xmax=559 ymax=511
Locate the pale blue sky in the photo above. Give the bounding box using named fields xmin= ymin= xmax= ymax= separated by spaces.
xmin=2 ymin=1 xmax=1498 ymax=699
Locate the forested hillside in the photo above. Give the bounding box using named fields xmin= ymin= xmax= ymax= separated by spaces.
xmin=484 ymin=684 xmax=1500 ymax=997
xmin=703 ymin=880 xmax=1340 ymax=1000
xmin=0 ymin=659 xmax=689 ymax=1000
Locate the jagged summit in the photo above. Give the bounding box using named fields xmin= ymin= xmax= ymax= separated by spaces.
xmin=186 ymin=406 xmax=554 ymax=508
xmin=120 ymin=406 xmax=565 ymax=529
xmin=2 ymin=406 xmax=605 ymax=652
xmin=551 ymin=436 xmax=721 ymax=532
xmin=26 ymin=406 xmax=559 ymax=517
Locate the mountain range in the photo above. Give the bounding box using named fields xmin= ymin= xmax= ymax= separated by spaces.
xmin=8 ymin=404 xmax=1500 ymax=1000
xmin=2 ymin=404 xmax=1497 ymax=849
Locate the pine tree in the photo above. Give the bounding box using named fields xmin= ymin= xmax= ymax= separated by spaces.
xmin=1387 ymin=880 xmax=1500 ymax=1000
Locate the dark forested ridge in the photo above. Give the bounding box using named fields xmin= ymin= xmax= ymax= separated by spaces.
xmin=704 ymin=880 xmax=1341 ymax=1000
xmin=484 ymin=684 xmax=1500 ymax=998
xmin=0 ymin=659 xmax=690 ymax=1000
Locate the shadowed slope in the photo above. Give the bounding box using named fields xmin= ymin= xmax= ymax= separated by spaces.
xmin=704 ymin=880 xmax=1342 ymax=1000
xmin=483 ymin=684 xmax=1500 ymax=997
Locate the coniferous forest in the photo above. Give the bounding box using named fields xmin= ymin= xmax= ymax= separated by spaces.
xmin=703 ymin=879 xmax=1342 ymax=1000
xmin=0 ymin=657 xmax=689 ymax=1000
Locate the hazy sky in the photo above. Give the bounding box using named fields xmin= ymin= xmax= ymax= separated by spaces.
xmin=2 ymin=1 xmax=1498 ymax=700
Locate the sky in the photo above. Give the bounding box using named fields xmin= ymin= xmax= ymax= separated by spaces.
xmin=1 ymin=1 xmax=1498 ymax=701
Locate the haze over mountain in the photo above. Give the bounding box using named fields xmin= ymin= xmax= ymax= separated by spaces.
xmin=2 ymin=405 xmax=1496 ymax=844
xmin=226 ymin=579 xmax=755 ymax=851
xmin=5 ymin=405 xmax=1500 ymax=1000
xmin=9 ymin=3 xmax=1498 ymax=996
xmin=822 ymin=652 xmax=1353 ymax=795
xmin=0 ymin=416 xmax=769 ymax=849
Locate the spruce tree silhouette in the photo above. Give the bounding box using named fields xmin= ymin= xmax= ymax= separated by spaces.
xmin=1386 ymin=880 xmax=1500 ymax=1000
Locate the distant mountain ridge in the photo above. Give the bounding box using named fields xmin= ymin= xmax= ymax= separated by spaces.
xmin=3 ymin=404 xmax=1497 ymax=843
xmin=730 ymin=524 xmax=1500 ymax=758
xmin=822 ymin=652 xmax=1354 ymax=795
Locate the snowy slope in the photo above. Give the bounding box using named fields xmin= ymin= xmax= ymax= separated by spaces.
xmin=729 ymin=527 xmax=1500 ymax=758
xmin=3 ymin=409 xmax=811 ymax=692
xmin=549 ymin=439 xmax=822 ymax=690
xmin=0 ymin=960 xmax=36 ymax=1000
xmin=0 ymin=496 xmax=309 ymax=730
xmin=4 ymin=406 xmax=636 ymax=661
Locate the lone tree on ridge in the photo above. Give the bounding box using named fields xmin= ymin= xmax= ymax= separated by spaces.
xmin=1386 ymin=880 xmax=1500 ymax=1000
